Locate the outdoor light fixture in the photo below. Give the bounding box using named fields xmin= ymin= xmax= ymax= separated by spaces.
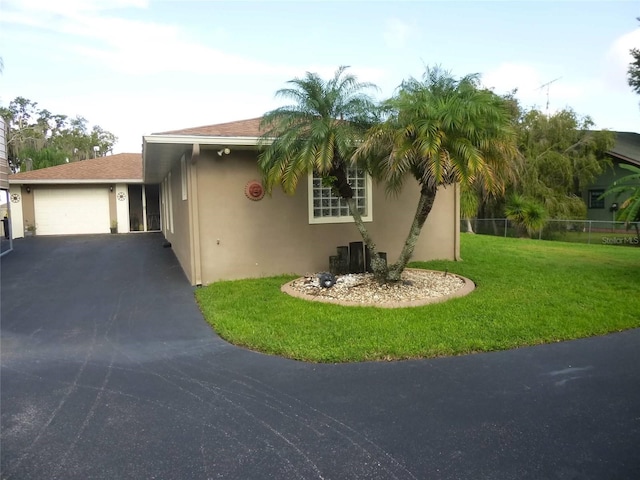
xmin=217 ymin=148 xmax=231 ymax=156
xmin=25 ymin=186 xmax=31 ymax=193
xmin=110 ymin=186 xmax=114 ymax=192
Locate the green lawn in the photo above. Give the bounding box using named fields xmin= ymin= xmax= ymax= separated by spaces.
xmin=544 ymin=230 xmax=639 ymax=246
xmin=195 ymin=235 xmax=640 ymax=363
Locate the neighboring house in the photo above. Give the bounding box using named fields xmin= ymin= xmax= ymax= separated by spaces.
xmin=143 ymin=118 xmax=460 ymax=285
xmin=583 ymin=132 xmax=640 ymax=222
xmin=8 ymin=153 xmax=160 ymax=237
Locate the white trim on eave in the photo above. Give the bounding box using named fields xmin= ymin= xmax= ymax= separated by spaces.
xmin=143 ymin=134 xmax=272 ymax=147
xmin=8 ymin=179 xmax=143 ymax=185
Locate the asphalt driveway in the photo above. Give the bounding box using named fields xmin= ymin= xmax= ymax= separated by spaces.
xmin=1 ymin=234 xmax=639 ymax=479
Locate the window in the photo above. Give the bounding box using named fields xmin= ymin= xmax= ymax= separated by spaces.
xmin=588 ymin=189 xmax=605 ymax=209
xmin=308 ymin=168 xmax=372 ymax=224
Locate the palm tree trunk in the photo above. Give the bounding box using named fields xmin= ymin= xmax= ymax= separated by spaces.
xmin=386 ymin=186 xmax=437 ymax=282
xmin=344 ymin=197 xmax=389 ymax=281
xmin=329 ymin=163 xmax=389 ymax=281
xmin=465 ymin=218 xmax=475 ymax=234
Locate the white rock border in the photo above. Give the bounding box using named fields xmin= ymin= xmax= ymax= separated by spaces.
xmin=281 ymin=268 xmax=476 ymax=309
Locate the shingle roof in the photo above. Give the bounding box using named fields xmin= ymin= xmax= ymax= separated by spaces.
xmin=9 ymin=153 xmax=142 ymax=183
xmin=609 ymin=132 xmax=640 ymax=167
xmin=155 ymin=117 xmax=265 ymax=137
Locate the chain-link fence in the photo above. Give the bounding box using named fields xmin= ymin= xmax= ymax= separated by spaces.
xmin=462 ymin=219 xmax=640 ymax=246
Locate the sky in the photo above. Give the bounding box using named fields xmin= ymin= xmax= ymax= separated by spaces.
xmin=0 ymin=0 xmax=638 ymax=154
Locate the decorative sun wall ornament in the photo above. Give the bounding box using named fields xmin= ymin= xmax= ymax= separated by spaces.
xmin=245 ymin=180 xmax=265 ymax=201
xmin=10 ymin=193 xmax=21 ymax=203
xmin=117 ymin=192 xmax=127 ymax=201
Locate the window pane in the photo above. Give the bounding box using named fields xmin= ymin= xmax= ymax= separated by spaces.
xmin=311 ymin=168 xmax=368 ymax=219
xmin=589 ymin=190 xmax=605 ymax=209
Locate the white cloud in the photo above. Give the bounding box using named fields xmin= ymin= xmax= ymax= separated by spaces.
xmin=482 ymin=62 xmax=600 ymax=115
xmin=5 ymin=0 xmax=149 ymax=14
xmin=383 ymin=18 xmax=413 ymax=49
xmin=43 ymin=88 xmax=285 ymax=153
xmin=604 ymin=28 xmax=640 ymax=91
xmin=1 ymin=0 xmax=290 ymax=78
xmin=482 ymin=63 xmax=544 ymax=96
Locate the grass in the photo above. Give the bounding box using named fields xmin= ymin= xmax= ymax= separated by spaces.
xmin=195 ymin=235 xmax=640 ymax=363
xmin=545 ymin=230 xmax=639 ymax=246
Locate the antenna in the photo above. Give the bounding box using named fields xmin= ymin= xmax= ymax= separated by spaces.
xmin=537 ymin=77 xmax=561 ymax=116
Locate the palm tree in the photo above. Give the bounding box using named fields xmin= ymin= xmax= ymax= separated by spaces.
xmin=460 ymin=184 xmax=480 ymax=233
xmin=504 ymin=193 xmax=547 ymax=237
xmin=356 ymin=67 xmax=519 ymax=281
xmin=601 ymin=163 xmax=640 ymax=240
xmin=258 ymin=66 xmax=387 ymax=270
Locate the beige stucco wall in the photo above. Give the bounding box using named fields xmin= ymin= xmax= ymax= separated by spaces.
xmin=20 ymin=185 xmax=35 ymax=234
xmin=193 ymin=150 xmax=459 ymax=284
xmin=161 ymin=160 xmax=194 ymax=283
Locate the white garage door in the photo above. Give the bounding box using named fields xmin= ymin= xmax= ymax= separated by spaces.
xmin=34 ymin=187 xmax=110 ymax=235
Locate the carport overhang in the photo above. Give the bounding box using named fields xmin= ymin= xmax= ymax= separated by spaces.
xmin=142 ymin=134 xmax=269 ymax=184
xmin=8 ymin=178 xmax=142 ymax=185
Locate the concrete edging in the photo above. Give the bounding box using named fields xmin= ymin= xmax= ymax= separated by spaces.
xmin=281 ymin=268 xmax=476 ymax=309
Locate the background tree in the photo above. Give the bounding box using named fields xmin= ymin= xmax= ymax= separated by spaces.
xmin=460 ymin=184 xmax=480 ymax=233
xmin=477 ymin=105 xmax=614 ymax=221
xmin=0 ymin=96 xmax=118 ymax=172
xmin=628 ymin=47 xmax=640 ymax=96
xmin=504 ymin=193 xmax=547 ymax=237
xmin=357 ymin=67 xmax=519 ymax=281
xmin=628 ymin=18 xmax=640 ymax=98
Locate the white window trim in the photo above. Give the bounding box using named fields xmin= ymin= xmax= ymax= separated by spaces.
xmin=181 ymin=155 xmax=188 ymax=201
xmin=307 ymin=170 xmax=373 ymax=224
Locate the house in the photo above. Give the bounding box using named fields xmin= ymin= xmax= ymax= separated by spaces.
xmin=143 ymin=118 xmax=460 ymax=285
xmin=583 ymin=132 xmax=640 ymax=222
xmin=8 ymin=153 xmax=160 ymax=237
xmin=6 ymin=118 xmax=460 ymax=284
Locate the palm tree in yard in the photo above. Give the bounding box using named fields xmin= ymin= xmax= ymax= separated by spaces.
xmin=355 ymin=67 xmax=519 ymax=281
xmin=258 ymin=66 xmax=387 ymax=269
xmin=601 ymin=163 xmax=640 ymax=240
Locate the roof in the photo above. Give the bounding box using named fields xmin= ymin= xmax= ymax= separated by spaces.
xmin=608 ymin=132 xmax=640 ymax=167
xmin=144 ymin=118 xmax=269 ymax=184
xmin=9 ymin=153 xmax=142 ymax=184
xmin=155 ymin=117 xmax=265 ymax=137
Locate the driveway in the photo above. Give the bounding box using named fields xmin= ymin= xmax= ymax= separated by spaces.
xmin=1 ymin=234 xmax=639 ymax=479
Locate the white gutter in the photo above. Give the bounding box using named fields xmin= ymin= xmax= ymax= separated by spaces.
xmin=8 ymin=179 xmax=142 ymax=185
xmin=143 ymin=134 xmax=273 ymax=146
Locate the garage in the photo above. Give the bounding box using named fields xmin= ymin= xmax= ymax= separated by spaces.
xmin=34 ymin=187 xmax=110 ymax=235
xmin=8 ymin=154 xmax=150 ymax=238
